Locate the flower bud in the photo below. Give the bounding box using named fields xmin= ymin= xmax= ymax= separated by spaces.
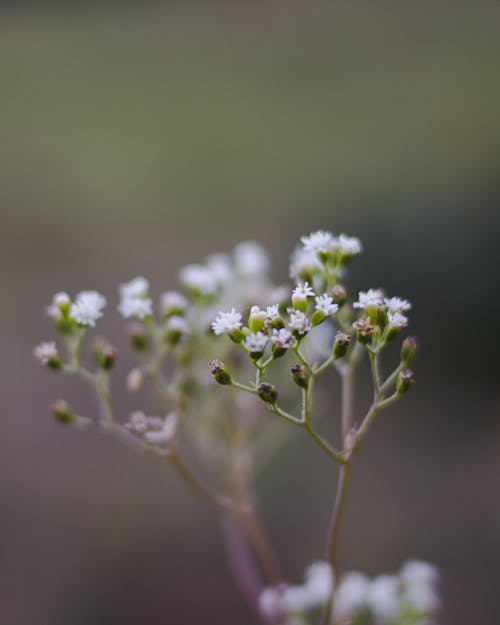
xmin=209 ymin=360 xmax=232 ymax=385
xmin=333 ymin=331 xmax=351 ymax=359
xmin=228 ymin=328 xmax=245 ymax=344
xmin=401 ymin=337 xmax=417 ymax=365
xmin=258 ymin=382 xmax=278 ymax=404
xmin=353 ymin=318 xmax=374 ymax=344
xmin=291 ymin=364 xmax=308 ymax=389
xmin=126 ymin=368 xmax=144 ymax=392
xmin=311 ymin=309 xmax=326 ymax=327
xmin=51 ymin=399 xmax=76 ymax=425
xmin=165 ymin=316 xmax=189 ymax=346
xmin=397 ymin=368 xmax=415 ymax=394
xmin=34 ymin=342 xmax=62 ymax=370
xmin=127 ymin=322 xmax=149 ymax=352
xmin=248 ymin=306 xmax=266 ymax=333
xmin=331 ymin=284 xmax=347 ymax=307
xmin=92 ymin=337 xmax=117 ymax=370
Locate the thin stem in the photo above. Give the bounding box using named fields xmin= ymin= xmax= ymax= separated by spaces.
xmin=270 ymin=403 xmax=302 ymax=425
xmin=223 ymin=519 xmax=263 ymax=608
xmin=340 ymin=365 xmax=355 ymax=440
xmin=350 ymin=392 xmax=400 ymax=456
xmin=304 ymin=422 xmax=346 ymax=464
xmin=321 ymin=463 xmax=352 ymax=625
xmin=379 ymin=363 xmax=404 ymax=396
xmin=368 ymin=352 xmax=381 ymax=398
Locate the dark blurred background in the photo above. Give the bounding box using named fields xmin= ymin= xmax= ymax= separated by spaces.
xmin=1 ymin=3 xmax=500 ymax=624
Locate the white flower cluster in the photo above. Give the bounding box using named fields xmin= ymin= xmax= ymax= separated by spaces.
xmin=70 ymin=291 xmax=107 ymax=327
xmin=118 ymin=277 xmax=153 ymax=320
xmin=259 ymin=560 xmax=440 ymax=624
xmin=353 ymin=290 xmax=412 ymax=333
xmin=33 ymin=341 xmax=58 ymax=365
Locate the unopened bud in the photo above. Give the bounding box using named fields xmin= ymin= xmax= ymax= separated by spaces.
xmin=228 ymin=328 xmax=245 ymax=344
xmin=51 ymin=399 xmax=76 ymax=425
xmin=331 ymin=284 xmax=347 ymax=307
xmin=92 ymin=337 xmax=117 ymax=370
xmin=291 ymin=364 xmax=308 ymax=389
xmin=127 ymin=322 xmax=149 ymax=352
xmin=209 ymin=360 xmax=232 ymax=385
xmin=401 ymin=337 xmax=417 ymax=365
xmin=311 ymin=309 xmax=326 ymax=327
xmin=126 ymin=368 xmax=144 ymax=392
xmin=258 ymin=382 xmax=278 ymax=404
xmin=165 ymin=316 xmax=189 ymax=346
xmin=353 ymin=318 xmax=375 ymax=344
xmin=248 ymin=306 xmax=266 ymax=333
xmin=333 ymin=331 xmax=351 ymax=359
xmin=397 ymin=368 xmax=415 ymax=394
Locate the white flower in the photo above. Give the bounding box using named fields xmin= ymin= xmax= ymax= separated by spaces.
xmin=258 ymin=587 xmax=284 ymax=621
xmin=337 ymin=234 xmax=362 ymax=256
xmin=46 ymin=291 xmax=71 ymax=319
xmin=304 ymin=562 xmax=333 ymax=604
xmin=179 ymin=264 xmax=218 ymax=295
xmin=271 ymin=328 xmax=295 ymax=349
xmin=125 ymin=411 xmax=149 ymax=434
xmin=353 ymin=289 xmax=384 ymax=309
xmin=387 ymin=311 xmax=408 ymax=329
xmin=301 ymin=230 xmax=334 ymax=254
xmin=314 ymin=294 xmax=339 ymax=316
xmin=404 ymin=583 xmax=440 ymax=614
xmin=289 ymin=248 xmax=322 ymax=279
xmin=211 ymin=308 xmax=242 ymax=336
xmin=243 ymin=331 xmax=268 ymax=353
xmin=400 ymin=560 xmax=439 ymax=587
xmin=118 ymin=296 xmax=153 ymax=320
xmin=368 ymin=575 xmax=401 ymax=624
xmin=233 ymin=241 xmax=269 ymax=276
xmin=119 ymin=277 xmax=149 ymax=299
xmin=160 ymin=291 xmax=188 ymax=315
xmin=384 ymin=296 xmax=412 ymax=313
xmin=288 ymin=310 xmax=311 ymax=335
xmin=334 ymin=572 xmax=370 ymax=620
xmin=265 ymin=304 xmax=280 ymax=322
xmin=206 ymin=253 xmax=233 ymax=284
xmin=70 ymin=291 xmax=106 ymax=326
xmin=144 ymin=413 xmax=178 ymax=445
xmin=34 ymin=341 xmax=58 ymax=365
xmin=166 ymin=315 xmax=190 ymax=335
xmin=292 ymin=282 xmax=315 ymax=303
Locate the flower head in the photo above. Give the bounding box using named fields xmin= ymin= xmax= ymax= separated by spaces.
xmin=337 ymin=234 xmax=362 ymax=256
xmin=179 ymin=264 xmax=218 ymax=296
xmin=119 ymin=277 xmax=149 ymax=300
xmin=270 ymin=328 xmax=295 ymax=349
xmin=211 ymin=308 xmax=242 ymax=336
xmin=243 ymin=331 xmax=268 ymax=354
xmin=301 ymin=230 xmax=334 ymax=254
xmin=353 ymin=289 xmax=384 ymax=309
xmin=160 ymin=291 xmax=188 ymax=316
xmin=314 ymin=294 xmax=339 ymax=316
xmin=34 ymin=341 xmax=59 ymax=366
xmin=387 ymin=311 xmax=408 ymax=329
xmin=70 ymin=291 xmax=106 ymax=327
xmin=288 ymin=310 xmax=311 ymax=335
xmin=233 ymin=241 xmax=269 ymax=276
xmin=289 ymin=248 xmax=322 ymax=280
xmin=384 ymin=296 xmax=412 ymax=313
xmin=118 ymin=296 xmax=153 ymax=320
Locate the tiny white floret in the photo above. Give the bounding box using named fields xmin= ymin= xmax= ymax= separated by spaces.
xmin=315 ymin=294 xmax=339 ymax=316
xmin=34 ymin=341 xmax=58 ymax=365
xmin=211 ymin=308 xmax=242 ymax=336
xmin=119 ymin=277 xmax=149 ymax=299
xmin=384 ymin=296 xmax=412 ymax=313
xmin=70 ymin=291 xmax=107 ymax=327
xmin=243 ymin=331 xmax=268 ymax=353
xmin=118 ymin=296 xmax=153 ymax=320
xmin=288 ymin=310 xmax=311 ymax=335
xmin=353 ymin=289 xmax=384 ymax=309
xmin=387 ymin=312 xmax=408 ymax=329
xmin=301 ymin=230 xmax=334 ymax=254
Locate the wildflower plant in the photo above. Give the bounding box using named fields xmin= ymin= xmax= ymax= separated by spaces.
xmin=35 ymin=231 xmax=440 ymax=625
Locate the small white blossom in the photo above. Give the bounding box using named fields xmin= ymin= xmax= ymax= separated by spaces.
xmin=233 ymin=241 xmax=269 ymax=276
xmin=118 ymin=296 xmax=153 ymax=320
xmin=144 ymin=413 xmax=178 ymax=445
xmin=301 ymin=230 xmax=334 ymax=254
xmin=292 ymin=282 xmax=315 ymax=300
xmin=211 ymin=308 xmax=242 ymax=336
xmin=337 ymin=234 xmax=362 ymax=256
xmin=404 ymin=582 xmax=440 ymax=614
xmin=368 ymin=575 xmax=401 ymax=624
xmin=46 ymin=292 xmax=71 ymax=319
xmin=34 ymin=341 xmax=58 ymax=365
xmin=265 ymin=304 xmax=280 ymax=322
xmin=166 ymin=315 xmax=190 ymax=335
xmin=387 ymin=311 xmax=408 ymax=329
xmin=160 ymin=291 xmax=188 ymax=315
xmin=271 ymin=328 xmax=295 ymax=349
xmin=334 ymin=572 xmax=370 ymax=621
xmin=289 ymin=248 xmax=322 ymax=280
xmin=400 ymin=560 xmax=439 ymax=587
xmin=243 ymin=331 xmax=268 ymax=353
xmin=206 ymin=253 xmax=233 ymax=284
xmin=384 ymin=296 xmax=412 ymax=313
xmin=119 ymin=277 xmax=149 ymax=299
xmin=314 ymin=294 xmax=339 ymax=316
xmin=179 ymin=264 xmax=218 ymax=295
xmin=258 ymin=587 xmax=284 ymax=621
xmin=288 ymin=310 xmax=311 ymax=335
xmin=353 ymin=289 xmax=384 ymax=309
xmin=304 ymin=562 xmax=333 ymax=604
xmin=70 ymin=291 xmax=107 ymax=326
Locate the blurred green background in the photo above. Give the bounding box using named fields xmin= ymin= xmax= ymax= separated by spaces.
xmin=2 ymin=3 xmax=499 ymax=624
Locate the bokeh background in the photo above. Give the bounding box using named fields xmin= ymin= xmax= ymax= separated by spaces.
xmin=2 ymin=3 xmax=500 ymax=624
